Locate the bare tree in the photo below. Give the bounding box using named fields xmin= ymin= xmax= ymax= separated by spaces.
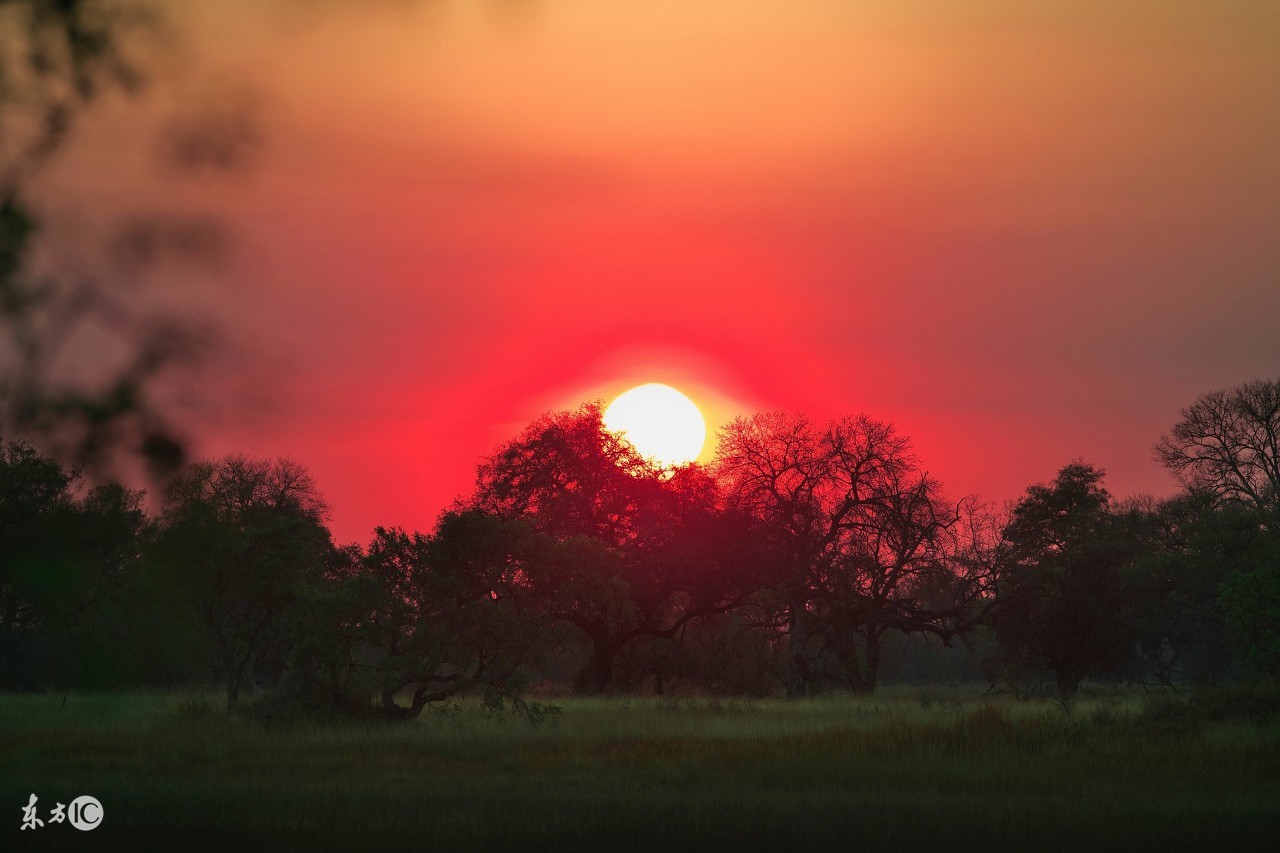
xmin=715 ymin=412 xmax=992 ymax=695
xmin=1155 ymin=378 xmax=1280 ymax=518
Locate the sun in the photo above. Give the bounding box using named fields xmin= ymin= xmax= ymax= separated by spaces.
xmin=603 ymin=383 xmax=706 ymax=467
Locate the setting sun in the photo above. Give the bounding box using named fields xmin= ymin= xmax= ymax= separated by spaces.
xmin=603 ymin=383 xmax=706 ymax=467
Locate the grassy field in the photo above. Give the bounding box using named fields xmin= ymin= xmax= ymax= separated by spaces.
xmin=3 ymin=687 xmax=1279 ymax=851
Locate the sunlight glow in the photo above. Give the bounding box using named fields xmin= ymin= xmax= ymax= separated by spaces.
xmin=603 ymin=383 xmax=706 ymax=467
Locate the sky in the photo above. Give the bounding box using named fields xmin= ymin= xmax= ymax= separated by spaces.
xmin=32 ymin=0 xmax=1280 ymax=543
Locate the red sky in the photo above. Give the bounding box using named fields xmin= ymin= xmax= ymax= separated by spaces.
xmin=36 ymin=0 xmax=1280 ymax=543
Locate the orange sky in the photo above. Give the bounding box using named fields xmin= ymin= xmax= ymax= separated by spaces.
xmin=34 ymin=0 xmax=1280 ymax=541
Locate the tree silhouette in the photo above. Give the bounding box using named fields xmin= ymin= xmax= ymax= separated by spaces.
xmin=715 ymin=412 xmax=988 ymax=695
xmin=0 ymin=439 xmax=78 ymax=672
xmin=0 ymin=439 xmax=149 ymax=686
xmin=468 ymin=403 xmax=761 ymax=694
xmin=1156 ymin=378 xmax=1280 ymax=520
xmin=1155 ymin=378 xmax=1280 ymax=681
xmin=282 ymin=511 xmax=559 ymax=720
xmin=991 ymin=462 xmax=1140 ymax=699
xmin=1129 ymin=492 xmax=1248 ymax=686
xmin=150 ymin=456 xmax=334 ymax=710
xmin=1219 ymin=543 xmax=1280 ymax=678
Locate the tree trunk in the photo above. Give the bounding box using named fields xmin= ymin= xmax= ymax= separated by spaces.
xmin=847 ymin=626 xmax=882 ymax=696
xmin=225 ymin=674 xmax=240 ymax=712
xmin=862 ymin=627 xmax=881 ymax=695
xmin=223 ymin=644 xmax=244 ymax=712
xmin=378 ymin=683 xmax=455 ymax=721
xmin=246 ymin=658 xmax=258 ymax=696
xmin=1055 ymin=667 xmax=1082 ymax=700
xmin=574 ymin=634 xmax=620 ymax=696
xmin=381 ymin=688 xmax=424 ymax=720
xmin=787 ymin=595 xmax=813 ymax=698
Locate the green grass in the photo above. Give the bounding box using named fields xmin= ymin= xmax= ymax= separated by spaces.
xmin=3 ymin=687 xmax=1278 ymax=851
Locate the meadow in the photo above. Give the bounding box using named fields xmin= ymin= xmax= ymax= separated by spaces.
xmin=3 ymin=687 xmax=1279 ymax=851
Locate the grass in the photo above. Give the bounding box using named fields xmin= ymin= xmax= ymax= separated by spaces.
xmin=2 ymin=687 xmax=1278 ymax=850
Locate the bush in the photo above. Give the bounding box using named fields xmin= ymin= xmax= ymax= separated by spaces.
xmin=1136 ymin=681 xmax=1280 ymax=736
xmin=1190 ymin=681 xmax=1280 ymax=724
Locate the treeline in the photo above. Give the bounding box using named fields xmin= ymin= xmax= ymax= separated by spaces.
xmin=2 ymin=379 xmax=1278 ymax=716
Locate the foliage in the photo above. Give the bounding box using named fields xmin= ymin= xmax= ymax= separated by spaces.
xmin=990 ymin=462 xmax=1141 ymax=698
xmin=283 ymin=511 xmax=560 ymax=720
xmin=0 ymin=438 xmax=150 ymax=687
xmin=1129 ymin=493 xmax=1264 ymax=685
xmin=0 ymin=439 xmax=76 ymax=669
xmin=148 ymin=456 xmax=334 ymax=710
xmin=1220 ymin=552 xmax=1280 ymax=678
xmin=1 ymin=0 xmax=195 ymax=475
xmin=467 ymin=403 xmax=764 ymax=694
xmin=1148 ymin=377 xmax=1280 ymax=682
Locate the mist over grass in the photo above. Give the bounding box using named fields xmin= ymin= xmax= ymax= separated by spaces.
xmin=4 ymin=687 xmax=1278 ymax=850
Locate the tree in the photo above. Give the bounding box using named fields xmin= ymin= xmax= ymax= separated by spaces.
xmin=1156 ymin=378 xmax=1280 ymax=520
xmin=1219 ymin=545 xmax=1280 ymax=678
xmin=284 ymin=510 xmax=561 ymax=720
xmin=991 ymin=462 xmax=1139 ymax=699
xmin=149 ymin=456 xmax=333 ymax=710
xmin=715 ymin=412 xmax=990 ymax=696
xmin=39 ymin=480 xmax=152 ymax=687
xmin=0 ymin=440 xmax=152 ymax=687
xmin=1129 ymin=492 xmax=1248 ymax=686
xmin=0 ymin=439 xmax=78 ymax=675
xmin=467 ymin=403 xmax=762 ymax=694
xmin=1154 ymin=379 xmax=1280 ymax=681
